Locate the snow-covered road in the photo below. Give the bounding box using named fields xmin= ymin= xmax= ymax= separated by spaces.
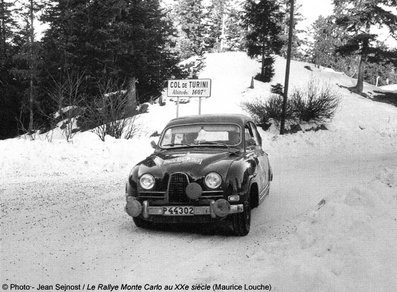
xmin=2 ymin=151 xmax=396 ymax=290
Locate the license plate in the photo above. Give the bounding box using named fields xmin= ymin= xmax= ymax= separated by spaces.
xmin=163 ymin=206 xmax=194 ymax=216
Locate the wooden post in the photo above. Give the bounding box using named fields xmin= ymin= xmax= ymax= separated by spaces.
xmin=280 ymin=0 xmax=294 ymax=135
xmin=176 ymin=97 xmax=180 ymax=118
xmin=249 ymin=76 xmax=254 ymax=89
xmin=28 ymin=0 xmax=35 ymax=135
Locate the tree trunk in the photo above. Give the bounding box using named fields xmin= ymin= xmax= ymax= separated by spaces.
xmin=355 ymin=54 xmax=365 ymax=93
xmin=219 ymin=12 xmax=226 ymax=52
xmin=261 ymin=46 xmax=265 ymax=78
xmin=355 ymin=37 xmax=369 ymax=94
xmin=280 ymin=0 xmax=294 ymax=135
xmin=1 ymin=0 xmax=6 ymax=62
xmin=126 ymin=76 xmax=137 ymax=115
xmin=28 ymin=0 xmax=34 ymax=135
xmin=355 ymin=23 xmax=370 ymax=94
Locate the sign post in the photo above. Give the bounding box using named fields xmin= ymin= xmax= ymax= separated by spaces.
xmin=167 ymin=79 xmax=212 ymax=117
xmin=176 ymin=97 xmax=180 ymax=117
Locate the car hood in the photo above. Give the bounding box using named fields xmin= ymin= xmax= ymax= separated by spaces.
xmin=136 ymin=148 xmax=241 ymax=180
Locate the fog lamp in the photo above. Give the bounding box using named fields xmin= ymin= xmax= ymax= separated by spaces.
xmin=186 ymin=182 xmax=202 ymax=200
xmin=126 ymin=198 xmax=142 ymax=217
xmin=213 ymin=199 xmax=231 ymax=217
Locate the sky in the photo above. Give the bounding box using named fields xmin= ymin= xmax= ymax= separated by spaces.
xmin=296 ymin=0 xmax=334 ymax=30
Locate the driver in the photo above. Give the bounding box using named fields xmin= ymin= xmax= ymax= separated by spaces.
xmin=183 ymin=132 xmax=198 ymax=144
xmin=228 ymin=131 xmax=240 ymax=145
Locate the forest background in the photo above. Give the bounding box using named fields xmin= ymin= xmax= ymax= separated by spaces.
xmin=1 ymin=0 xmax=396 ymax=139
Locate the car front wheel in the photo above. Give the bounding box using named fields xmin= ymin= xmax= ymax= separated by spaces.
xmin=232 ymin=198 xmax=251 ymax=236
xmin=133 ymin=216 xmax=152 ymax=229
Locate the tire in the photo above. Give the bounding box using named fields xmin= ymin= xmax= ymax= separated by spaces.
xmin=232 ymin=197 xmax=251 ymax=236
xmin=133 ymin=216 xmax=152 ymax=229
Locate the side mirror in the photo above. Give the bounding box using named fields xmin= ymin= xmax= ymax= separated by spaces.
xmin=150 ymin=140 xmax=158 ymax=149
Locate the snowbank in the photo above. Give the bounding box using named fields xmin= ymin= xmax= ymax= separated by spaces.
xmin=0 ymin=132 xmax=153 ymax=180
xmin=279 ymin=167 xmax=397 ymax=291
xmin=379 ymin=84 xmax=397 ymax=91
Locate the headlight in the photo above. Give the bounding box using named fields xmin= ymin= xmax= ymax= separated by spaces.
xmin=139 ymin=174 xmax=155 ymax=190
xmin=205 ymin=172 xmax=222 ymax=189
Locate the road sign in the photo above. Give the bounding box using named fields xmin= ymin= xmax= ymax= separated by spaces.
xmin=167 ymin=79 xmax=211 ymax=98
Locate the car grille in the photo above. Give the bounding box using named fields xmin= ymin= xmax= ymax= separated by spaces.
xmin=201 ymin=191 xmax=223 ymax=199
xmin=139 ymin=192 xmax=165 ymax=199
xmin=168 ymin=173 xmax=190 ymax=203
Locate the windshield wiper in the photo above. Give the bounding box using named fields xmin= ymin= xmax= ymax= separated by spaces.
xmin=196 ymin=141 xmax=226 ymax=146
xmin=195 ymin=141 xmax=241 ymax=153
xmin=162 ymin=143 xmax=194 ymax=147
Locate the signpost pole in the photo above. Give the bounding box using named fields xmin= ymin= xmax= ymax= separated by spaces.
xmin=176 ymin=97 xmax=180 ymax=118
xmin=199 ymin=97 xmax=202 ymax=115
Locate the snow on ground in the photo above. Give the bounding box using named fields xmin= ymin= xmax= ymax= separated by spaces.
xmin=380 ymin=84 xmax=397 ymax=91
xmin=1 ymin=52 xmax=397 ymax=291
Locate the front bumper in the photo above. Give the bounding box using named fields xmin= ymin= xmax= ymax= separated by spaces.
xmin=125 ymin=197 xmax=244 ymax=220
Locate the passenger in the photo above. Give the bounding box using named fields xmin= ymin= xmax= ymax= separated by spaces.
xmin=228 ymin=131 xmax=240 ymax=145
xmin=184 ymin=132 xmax=198 ymax=144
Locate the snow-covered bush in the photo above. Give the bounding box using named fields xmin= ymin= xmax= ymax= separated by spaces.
xmin=48 ymin=72 xmax=86 ymax=142
xmin=243 ymin=81 xmax=340 ymax=131
xmin=242 ymin=94 xmax=293 ymax=128
xmin=78 ymin=80 xmax=140 ymax=141
xmin=291 ymin=81 xmax=339 ymax=123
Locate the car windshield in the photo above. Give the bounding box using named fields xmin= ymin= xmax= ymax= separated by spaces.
xmin=159 ymin=124 xmax=241 ymax=148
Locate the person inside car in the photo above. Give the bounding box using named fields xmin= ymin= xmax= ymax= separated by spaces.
xmin=183 ymin=132 xmax=198 ymax=144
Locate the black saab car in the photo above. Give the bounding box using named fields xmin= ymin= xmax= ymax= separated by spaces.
xmin=125 ymin=114 xmax=272 ymax=236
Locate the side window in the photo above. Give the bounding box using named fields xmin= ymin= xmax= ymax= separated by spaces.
xmin=244 ymin=124 xmax=257 ymax=148
xmin=250 ymin=122 xmax=262 ymax=147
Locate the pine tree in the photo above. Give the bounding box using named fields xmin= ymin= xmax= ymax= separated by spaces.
xmin=333 ymin=0 xmax=397 ymax=93
xmin=206 ymin=0 xmax=240 ymax=52
xmin=0 ymin=0 xmax=43 ymax=136
xmin=41 ymin=0 xmax=181 ymax=107
xmin=24 ymin=0 xmax=43 ymax=133
xmin=11 ymin=0 xmax=45 ymax=134
xmin=40 ymin=0 xmax=91 ymax=83
xmin=176 ymin=0 xmax=210 ymax=58
xmin=0 ymin=0 xmax=18 ymax=63
xmin=309 ymin=15 xmax=357 ymax=74
xmin=221 ymin=1 xmax=246 ymax=51
xmin=0 ymin=0 xmax=22 ymax=139
xmin=308 ymin=15 xmax=397 ymax=86
xmin=176 ymin=0 xmax=246 ymax=54
xmin=244 ymin=0 xmax=283 ymax=82
xmin=278 ymin=0 xmax=304 ymax=59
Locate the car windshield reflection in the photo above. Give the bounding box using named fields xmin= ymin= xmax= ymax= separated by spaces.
xmin=159 ymin=124 xmax=241 ymax=149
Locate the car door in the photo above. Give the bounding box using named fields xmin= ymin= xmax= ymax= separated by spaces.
xmin=247 ymin=122 xmax=270 ymax=201
xmin=244 ymin=122 xmax=268 ymax=198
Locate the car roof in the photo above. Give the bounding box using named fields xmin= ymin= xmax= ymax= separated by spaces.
xmin=165 ymin=113 xmax=253 ymax=128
